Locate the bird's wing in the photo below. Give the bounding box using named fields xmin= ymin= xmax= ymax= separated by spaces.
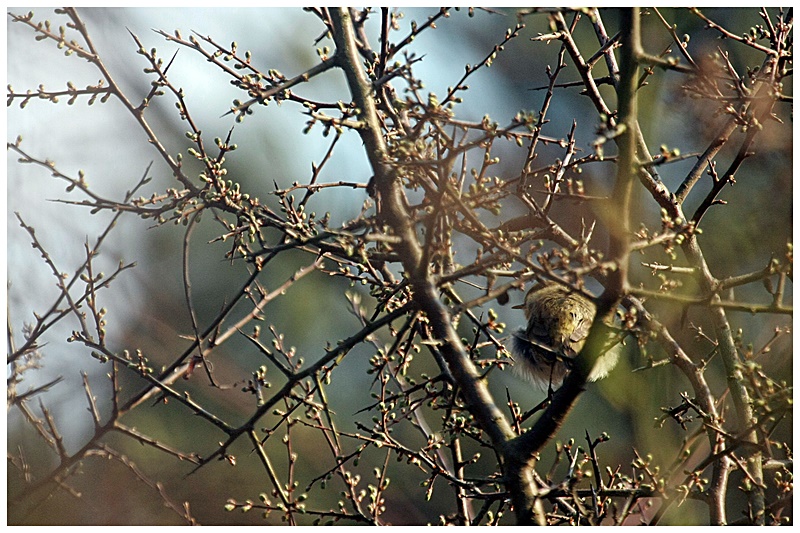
xmin=570 ymin=317 xmax=591 ymax=344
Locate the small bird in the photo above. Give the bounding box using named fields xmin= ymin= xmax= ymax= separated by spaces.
xmin=510 ymin=281 xmax=619 ymax=391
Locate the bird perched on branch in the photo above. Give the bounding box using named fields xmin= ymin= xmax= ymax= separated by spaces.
xmin=510 ymin=281 xmax=620 ymax=391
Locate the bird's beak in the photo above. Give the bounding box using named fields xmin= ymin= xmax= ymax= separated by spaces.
xmin=512 ymin=303 xmax=524 ymax=309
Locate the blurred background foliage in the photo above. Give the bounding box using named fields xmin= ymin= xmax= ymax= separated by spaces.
xmin=7 ymin=7 xmax=792 ymax=525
